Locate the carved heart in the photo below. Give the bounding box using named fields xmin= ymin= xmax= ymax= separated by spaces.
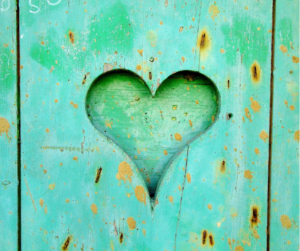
xmin=86 ymin=70 xmax=219 ymax=196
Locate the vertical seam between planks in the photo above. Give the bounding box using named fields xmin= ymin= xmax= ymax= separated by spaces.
xmin=267 ymin=0 xmax=276 ymax=250
xmin=16 ymin=0 xmax=21 ymax=250
xmin=173 ymin=146 xmax=189 ymax=251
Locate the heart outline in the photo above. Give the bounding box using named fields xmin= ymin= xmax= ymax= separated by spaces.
xmin=85 ymin=69 xmax=221 ymax=210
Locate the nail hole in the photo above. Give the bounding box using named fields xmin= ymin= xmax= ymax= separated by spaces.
xmin=202 ymin=230 xmax=207 ymax=245
xmin=226 ymin=113 xmax=233 ymax=120
xmin=119 ymin=233 xmax=123 ymax=244
xmin=209 ymin=234 xmax=214 ymax=246
xmin=61 ymin=236 xmax=72 ymax=251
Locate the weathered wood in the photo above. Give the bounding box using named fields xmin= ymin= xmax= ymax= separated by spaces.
xmin=0 ymin=1 xmax=18 ymax=250
xmin=270 ymin=0 xmax=299 ymax=250
xmin=20 ymin=0 xmax=274 ymax=250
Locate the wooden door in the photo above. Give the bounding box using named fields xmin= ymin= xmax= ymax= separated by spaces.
xmin=0 ymin=0 xmax=298 ymax=250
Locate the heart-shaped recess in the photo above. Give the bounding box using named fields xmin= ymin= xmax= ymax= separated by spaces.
xmin=86 ymin=70 xmax=219 ymax=196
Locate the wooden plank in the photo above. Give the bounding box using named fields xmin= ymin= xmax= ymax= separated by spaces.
xmin=269 ymin=1 xmax=299 ymax=250
xmin=0 ymin=0 xmax=18 ymax=250
xmin=20 ymin=0 xmax=273 ymax=250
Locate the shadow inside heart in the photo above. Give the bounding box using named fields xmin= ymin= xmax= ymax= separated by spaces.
xmin=86 ymin=70 xmax=219 ymax=197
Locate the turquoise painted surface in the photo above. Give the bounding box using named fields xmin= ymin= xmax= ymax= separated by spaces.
xmin=270 ymin=0 xmax=299 ymax=250
xmin=0 ymin=1 xmax=18 ymax=250
xmin=20 ymin=0 xmax=274 ymax=250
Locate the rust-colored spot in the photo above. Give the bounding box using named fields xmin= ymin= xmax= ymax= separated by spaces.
xmin=197 ymin=28 xmax=211 ymax=59
xmin=149 ymin=72 xmax=152 ymax=80
xmin=199 ymin=31 xmax=207 ymax=49
xmin=119 ymin=233 xmax=124 ymax=243
xmin=202 ymin=230 xmax=207 ymax=245
xmin=292 ymin=56 xmax=299 ymax=63
xmin=220 ymin=160 xmax=226 ymax=173
xmin=250 ymin=61 xmax=261 ymax=83
xmin=68 ymin=31 xmax=75 ymax=44
xmin=250 ymin=206 xmax=260 ymax=227
xmin=61 ymin=236 xmax=72 ymax=251
xmin=209 ymin=234 xmax=214 ymax=246
xmin=136 ymin=64 xmax=142 ymax=71
xmin=95 ymin=167 xmax=102 ymax=183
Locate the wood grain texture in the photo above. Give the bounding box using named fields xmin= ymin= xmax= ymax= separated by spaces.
xmin=0 ymin=1 xmax=18 ymax=250
xmin=20 ymin=0 xmax=273 ymax=250
xmin=270 ymin=0 xmax=299 ymax=250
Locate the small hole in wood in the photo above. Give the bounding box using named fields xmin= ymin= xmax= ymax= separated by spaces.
xmin=226 ymin=113 xmax=233 ymax=120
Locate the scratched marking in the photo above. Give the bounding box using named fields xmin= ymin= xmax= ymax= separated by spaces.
xmin=1 ymin=0 xmax=10 ymax=12
xmin=24 ymin=178 xmax=37 ymax=211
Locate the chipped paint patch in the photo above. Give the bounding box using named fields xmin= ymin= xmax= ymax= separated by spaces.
xmin=134 ymin=185 xmax=146 ymax=205
xmin=280 ymin=215 xmax=292 ymax=229
xmin=279 ymin=44 xmax=287 ymax=53
xmin=209 ymin=5 xmax=220 ymax=20
xmin=235 ymin=246 xmax=244 ymax=251
xmin=259 ymin=130 xmax=269 ymax=142
xmin=250 ymin=97 xmax=261 ymax=112
xmin=116 ymin=161 xmax=133 ymax=184
xmin=294 ymin=130 xmax=299 ymax=142
xmin=127 ymin=217 xmax=136 ymax=230
xmin=146 ymin=30 xmax=158 ymax=47
xmin=186 ymin=173 xmax=191 ymax=183
xmin=174 ymin=133 xmax=182 ymax=141
xmin=0 ymin=117 xmax=10 ymax=139
xmin=244 ymin=108 xmax=252 ymax=122
xmin=292 ymin=56 xmax=299 ymax=63
xmin=91 ymin=203 xmax=98 ymax=214
xmin=244 ymin=170 xmax=254 ymax=182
